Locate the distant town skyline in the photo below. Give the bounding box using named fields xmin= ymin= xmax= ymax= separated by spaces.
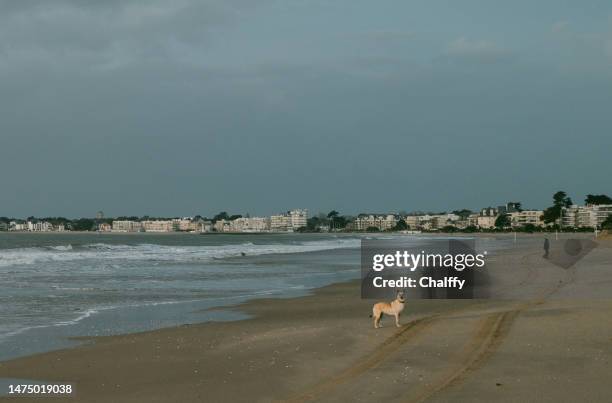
xmin=1 ymin=192 xmax=609 ymax=220
xmin=1 ymin=1 xmax=611 ymax=217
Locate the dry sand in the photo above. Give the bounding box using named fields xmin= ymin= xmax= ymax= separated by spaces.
xmin=1 ymin=236 xmax=611 ymax=402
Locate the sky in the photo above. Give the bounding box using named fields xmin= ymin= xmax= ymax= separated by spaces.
xmin=1 ymin=0 xmax=611 ymax=218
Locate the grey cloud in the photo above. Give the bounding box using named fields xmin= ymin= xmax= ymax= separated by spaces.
xmin=552 ymin=20 xmax=570 ymax=34
xmin=0 ymin=0 xmax=263 ymax=72
xmin=440 ymin=36 xmax=513 ymax=64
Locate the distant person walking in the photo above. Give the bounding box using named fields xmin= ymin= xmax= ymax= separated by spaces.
xmin=543 ymin=238 xmax=550 ymax=259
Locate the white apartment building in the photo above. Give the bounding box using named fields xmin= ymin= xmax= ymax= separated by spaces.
xmin=477 ymin=216 xmax=497 ymax=229
xmin=112 ymin=220 xmax=143 ymax=232
xmin=480 ymin=207 xmax=498 ymax=217
xmin=562 ymin=204 xmax=612 ymax=228
xmin=270 ymin=209 xmax=308 ymax=232
xmin=562 ymin=205 xmax=586 ymax=227
xmin=508 ymin=210 xmax=544 ymax=228
xmin=27 ymin=221 xmax=52 ymax=232
xmin=403 ymin=216 xmax=420 ymax=229
xmin=432 ymin=214 xmax=460 ymax=229
xmin=229 ymin=217 xmax=270 ymax=232
xmin=141 ymin=220 xmax=174 ymax=232
xmin=591 ymin=204 xmax=612 ymax=227
xmin=214 ymin=219 xmax=231 ymax=232
xmin=414 ymin=214 xmax=460 ymax=230
xmin=200 ymin=221 xmax=213 ymax=233
xmin=173 ymin=218 xmax=200 ymax=232
xmin=468 ymin=213 xmax=480 ymax=227
xmin=289 ymin=209 xmax=308 ymax=230
xmin=98 ymin=223 xmax=112 ymax=232
xmin=9 ymin=222 xmax=27 ymax=231
xmin=354 ymin=214 xmax=398 ymax=231
xmin=270 ymin=214 xmax=292 ymax=232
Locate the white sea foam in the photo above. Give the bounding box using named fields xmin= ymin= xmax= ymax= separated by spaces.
xmin=0 ymin=238 xmax=360 ymax=268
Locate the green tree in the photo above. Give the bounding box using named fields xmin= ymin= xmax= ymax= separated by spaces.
xmin=542 ymin=191 xmax=573 ymax=224
xmin=366 ymin=226 xmax=379 ymax=232
xmin=452 ymin=209 xmax=472 ymax=219
xmin=327 ymin=210 xmax=344 ymax=230
xmin=212 ymin=212 xmax=230 ymax=223
xmin=522 ymin=223 xmax=537 ymax=233
xmin=602 ymin=215 xmax=612 ymax=230
xmin=393 ymin=219 xmax=408 ymax=231
xmin=464 ymin=225 xmax=478 ymax=233
xmin=72 ymin=218 xmax=95 ymax=231
xmin=306 ymin=217 xmax=321 ymax=231
xmin=585 ymin=194 xmax=612 ymax=205
xmin=495 ymin=214 xmax=511 ymax=229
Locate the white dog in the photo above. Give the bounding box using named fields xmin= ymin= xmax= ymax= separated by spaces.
xmin=370 ymin=290 xmax=406 ymax=328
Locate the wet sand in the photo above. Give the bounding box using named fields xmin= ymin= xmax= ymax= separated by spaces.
xmin=1 ymin=236 xmax=611 ymax=402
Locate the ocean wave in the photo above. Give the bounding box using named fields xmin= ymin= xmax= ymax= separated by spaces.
xmin=0 ymin=238 xmax=361 ymax=268
xmin=47 ymin=244 xmax=73 ymax=251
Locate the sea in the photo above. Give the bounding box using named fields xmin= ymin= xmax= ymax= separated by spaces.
xmin=0 ymin=232 xmax=365 ymax=360
xmin=0 ymin=232 xmax=508 ymax=361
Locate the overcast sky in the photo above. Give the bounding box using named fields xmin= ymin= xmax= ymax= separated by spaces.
xmin=1 ymin=0 xmax=611 ymax=218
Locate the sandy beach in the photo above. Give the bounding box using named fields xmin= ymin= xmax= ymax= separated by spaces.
xmin=1 ymin=235 xmax=611 ymax=402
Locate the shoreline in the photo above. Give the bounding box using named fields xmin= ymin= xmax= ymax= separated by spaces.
xmin=1 ymin=235 xmax=610 ymax=402
xmin=0 ymin=278 xmax=490 ymax=402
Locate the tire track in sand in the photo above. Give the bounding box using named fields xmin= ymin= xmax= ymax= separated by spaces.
xmin=407 ymin=250 xmax=578 ymax=402
xmin=283 ymin=314 xmax=440 ymax=403
xmin=286 ymin=250 xmax=572 ymax=403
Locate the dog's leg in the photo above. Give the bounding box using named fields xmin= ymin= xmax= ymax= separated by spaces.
xmin=395 ymin=313 xmax=400 ymax=327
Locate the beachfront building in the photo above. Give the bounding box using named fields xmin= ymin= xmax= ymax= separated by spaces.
xmin=0 ymin=222 xmax=7 ymax=231
xmin=403 ymin=215 xmax=420 ymax=229
xmin=200 ymin=221 xmax=213 ymax=233
xmin=230 ymin=217 xmax=270 ymax=232
xmin=270 ymin=214 xmax=291 ymax=232
xmin=508 ymin=210 xmax=544 ymax=228
xmin=172 ymin=218 xmax=201 ymax=232
xmin=590 ymin=204 xmax=612 ymax=227
xmin=480 ymin=207 xmax=498 ymax=217
xmin=477 ymin=215 xmax=497 ymax=229
xmin=270 ymin=209 xmax=308 ymax=232
xmin=214 ymin=219 xmax=231 ymax=232
xmin=433 ymin=214 xmax=460 ymax=230
xmin=353 ymin=214 xmax=398 ymax=231
xmin=9 ymin=222 xmax=27 ymax=231
xmin=413 ymin=213 xmax=461 ymax=230
xmin=98 ymin=223 xmax=112 ymax=232
xmin=112 ymin=220 xmax=142 ymax=232
xmin=27 ymin=221 xmax=52 ymax=232
xmin=289 ymin=209 xmax=308 ymax=230
xmin=562 ymin=205 xmax=591 ymax=228
xmin=141 ymin=220 xmax=174 ymax=232
xmin=562 ymin=204 xmax=612 ymax=228
xmin=213 ymin=217 xmax=270 ymax=233
xmin=468 ymin=213 xmax=480 ymax=228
